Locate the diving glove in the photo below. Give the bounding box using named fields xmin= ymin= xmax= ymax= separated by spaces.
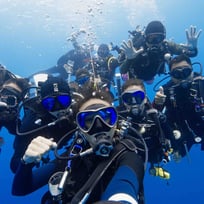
xmin=186 ymin=25 xmax=202 ymax=48
xmin=121 ymin=39 xmax=144 ymax=60
xmin=22 ymin=136 xmax=57 ymax=164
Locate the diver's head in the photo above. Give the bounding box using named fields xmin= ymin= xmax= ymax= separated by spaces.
xmin=169 ymin=54 xmax=193 ymax=83
xmin=121 ymin=78 xmax=147 ymax=116
xmin=97 ymin=44 xmax=110 ymax=58
xmin=0 ymin=65 xmax=19 ymax=87
xmin=76 ymin=89 xmax=116 ymax=156
xmin=0 ymin=77 xmax=30 ymax=122
xmin=39 ymin=76 xmax=72 ymax=117
xmin=0 ymin=77 xmax=29 ymax=108
xmin=145 ymin=20 xmax=166 ymax=45
xmin=75 ymin=68 xmax=90 ymax=86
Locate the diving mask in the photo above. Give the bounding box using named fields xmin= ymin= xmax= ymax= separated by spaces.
xmin=121 ymin=90 xmax=145 ymax=106
xmin=41 ymin=93 xmax=71 ymax=112
xmin=76 ymin=106 xmax=117 ymax=133
xmin=170 ymin=66 xmax=192 ymax=80
xmin=146 ymin=33 xmax=165 ymax=44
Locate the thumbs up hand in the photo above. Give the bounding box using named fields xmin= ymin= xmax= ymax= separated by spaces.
xmin=154 ymin=86 xmax=166 ymax=105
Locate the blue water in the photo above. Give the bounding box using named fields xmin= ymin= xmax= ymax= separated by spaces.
xmin=0 ymin=1 xmax=204 ymax=203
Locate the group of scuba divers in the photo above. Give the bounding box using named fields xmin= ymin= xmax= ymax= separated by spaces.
xmin=0 ymin=20 xmax=203 ymax=204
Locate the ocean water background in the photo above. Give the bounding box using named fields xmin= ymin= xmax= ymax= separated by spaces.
xmin=0 ymin=0 xmax=204 ymax=203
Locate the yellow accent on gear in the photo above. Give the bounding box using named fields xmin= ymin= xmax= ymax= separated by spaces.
xmin=155 ymin=167 xmax=170 ymax=179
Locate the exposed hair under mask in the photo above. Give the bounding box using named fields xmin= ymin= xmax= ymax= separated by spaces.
xmin=121 ymin=78 xmax=146 ymax=92
xmin=75 ymin=84 xmax=114 ymax=113
xmin=2 ymin=78 xmax=30 ymax=101
xmin=169 ymin=54 xmax=192 ymax=71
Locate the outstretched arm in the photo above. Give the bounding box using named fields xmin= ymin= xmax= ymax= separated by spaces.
xmin=12 ymin=136 xmax=58 ymax=195
xmin=166 ymin=25 xmax=202 ymax=58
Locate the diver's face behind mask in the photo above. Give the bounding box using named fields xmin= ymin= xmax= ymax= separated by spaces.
xmin=170 ymin=66 xmax=192 ymax=80
xmin=41 ymin=93 xmax=72 ymax=119
xmin=97 ymin=44 xmax=110 ymax=58
xmin=77 ymin=99 xmax=117 ymax=156
xmin=41 ymin=93 xmax=71 ymax=112
xmin=146 ymin=33 xmax=165 ymax=45
xmin=76 ymin=75 xmax=90 ymax=86
xmin=122 ymin=85 xmax=146 ymax=116
xmin=0 ymin=83 xmax=22 ymax=109
xmin=0 ymin=95 xmax=17 ymax=108
xmin=170 ymin=61 xmax=193 ymax=83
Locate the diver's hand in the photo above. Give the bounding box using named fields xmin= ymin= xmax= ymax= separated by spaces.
xmin=121 ymin=39 xmax=144 ymax=59
xmin=22 ymin=136 xmax=57 ymax=164
xmin=154 ymin=86 xmax=166 ymax=105
xmin=0 ymin=101 xmax=8 ymax=111
xmin=173 ymin=130 xmax=181 ymax=140
xmin=186 ymin=25 xmax=202 ymax=48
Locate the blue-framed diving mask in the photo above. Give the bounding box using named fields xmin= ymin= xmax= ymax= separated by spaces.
xmin=77 ymin=106 xmax=117 ymax=133
xmin=41 ymin=93 xmax=71 ymax=112
xmin=76 ymin=106 xmax=117 ymax=156
xmin=76 ymin=75 xmax=90 ymax=86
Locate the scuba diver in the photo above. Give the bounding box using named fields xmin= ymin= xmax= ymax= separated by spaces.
xmin=153 ymin=54 xmax=204 ymax=162
xmin=68 ymin=68 xmax=91 ymax=93
xmin=87 ymin=43 xmax=120 ymax=92
xmin=28 ymin=29 xmax=91 ymax=83
xmin=69 ymin=66 xmax=115 ymax=103
xmin=12 ymin=85 xmax=145 ymax=204
xmin=10 ymin=75 xmax=77 ymax=174
xmin=116 ymin=78 xmax=172 ymax=180
xmin=120 ymin=20 xmax=202 ymax=84
xmin=0 ymin=65 xmax=30 ymax=136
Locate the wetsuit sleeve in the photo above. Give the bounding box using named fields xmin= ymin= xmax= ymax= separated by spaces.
xmin=12 ymin=160 xmax=57 ymax=196
xmin=167 ymin=41 xmax=198 ymax=57
xmin=101 ymin=151 xmax=144 ymax=204
xmin=10 ymin=134 xmax=35 ymax=173
xmin=119 ymin=59 xmax=134 ymax=74
xmin=10 ymin=109 xmax=43 ymax=173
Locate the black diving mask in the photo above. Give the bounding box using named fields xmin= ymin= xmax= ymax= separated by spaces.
xmin=121 ymin=90 xmax=145 ymax=105
xmin=146 ymin=33 xmax=165 ymax=44
xmin=170 ymin=66 xmax=192 ymax=80
xmin=0 ymin=95 xmax=18 ymax=108
xmin=0 ymin=86 xmax=21 ymax=107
